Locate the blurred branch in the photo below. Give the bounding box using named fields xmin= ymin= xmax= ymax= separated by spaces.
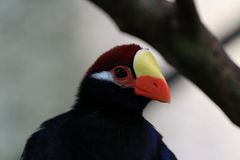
xmin=89 ymin=0 xmax=240 ymax=127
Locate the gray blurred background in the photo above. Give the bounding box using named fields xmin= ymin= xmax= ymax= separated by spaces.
xmin=1 ymin=0 xmax=240 ymax=160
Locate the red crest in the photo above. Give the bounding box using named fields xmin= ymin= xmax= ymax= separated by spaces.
xmin=87 ymin=44 xmax=141 ymax=75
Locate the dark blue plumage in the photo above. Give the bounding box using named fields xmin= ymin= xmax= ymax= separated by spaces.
xmin=21 ymin=44 xmax=177 ymax=160
xmin=21 ymin=109 xmax=176 ymax=160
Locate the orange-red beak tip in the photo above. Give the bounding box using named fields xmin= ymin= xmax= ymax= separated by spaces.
xmin=135 ymin=76 xmax=170 ymax=103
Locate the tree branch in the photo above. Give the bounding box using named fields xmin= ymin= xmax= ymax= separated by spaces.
xmin=89 ymin=0 xmax=240 ymax=127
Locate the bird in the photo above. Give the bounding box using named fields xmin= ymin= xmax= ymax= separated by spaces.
xmin=21 ymin=44 xmax=177 ymax=160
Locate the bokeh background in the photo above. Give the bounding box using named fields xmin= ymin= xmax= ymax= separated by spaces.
xmin=1 ymin=0 xmax=240 ymax=159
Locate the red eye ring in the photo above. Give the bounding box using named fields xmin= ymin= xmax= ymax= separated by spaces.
xmin=111 ymin=66 xmax=135 ymax=88
xmin=112 ymin=66 xmax=130 ymax=79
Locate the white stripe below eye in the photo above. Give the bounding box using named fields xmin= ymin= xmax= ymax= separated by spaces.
xmin=91 ymin=71 xmax=119 ymax=86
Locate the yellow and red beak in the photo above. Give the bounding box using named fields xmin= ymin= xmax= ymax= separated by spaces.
xmin=133 ymin=49 xmax=170 ymax=103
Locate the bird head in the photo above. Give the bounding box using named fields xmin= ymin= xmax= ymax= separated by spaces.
xmin=77 ymin=44 xmax=170 ymax=113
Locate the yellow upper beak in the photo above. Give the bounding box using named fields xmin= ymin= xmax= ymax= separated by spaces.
xmin=133 ymin=49 xmax=170 ymax=103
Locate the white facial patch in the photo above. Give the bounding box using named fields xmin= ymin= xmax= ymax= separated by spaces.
xmin=91 ymin=71 xmax=119 ymax=86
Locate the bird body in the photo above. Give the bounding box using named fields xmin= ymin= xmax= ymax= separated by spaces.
xmin=21 ymin=44 xmax=177 ymax=160
xmin=22 ymin=109 xmax=176 ymax=160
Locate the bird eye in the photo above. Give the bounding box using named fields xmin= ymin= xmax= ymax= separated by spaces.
xmin=112 ymin=66 xmax=135 ymax=88
xmin=113 ymin=66 xmax=128 ymax=78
